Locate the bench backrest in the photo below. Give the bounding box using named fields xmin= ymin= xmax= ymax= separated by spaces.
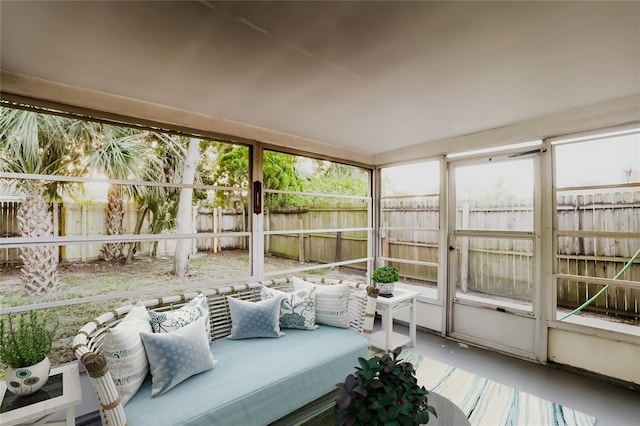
xmin=72 ymin=277 xmax=378 ymax=426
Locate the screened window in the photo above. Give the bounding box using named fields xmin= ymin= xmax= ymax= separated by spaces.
xmin=553 ymin=129 xmax=640 ymax=329
xmin=0 ymin=105 xmax=251 ymax=364
xmin=262 ymin=150 xmax=371 ymax=279
xmin=379 ymin=160 xmax=440 ymax=297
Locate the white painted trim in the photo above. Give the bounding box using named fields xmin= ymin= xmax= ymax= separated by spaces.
xmin=263 ymin=226 xmax=369 ymax=235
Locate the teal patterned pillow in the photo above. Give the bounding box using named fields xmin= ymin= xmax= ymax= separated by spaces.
xmin=292 ymin=277 xmax=350 ymax=328
xmin=140 ymin=316 xmax=217 ymax=397
xmin=260 ymin=286 xmax=318 ymax=330
xmin=149 ymin=293 xmax=211 ymax=341
xmin=227 ymin=296 xmax=285 ymax=339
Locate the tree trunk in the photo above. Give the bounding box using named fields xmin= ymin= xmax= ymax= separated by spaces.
xmin=125 ymin=205 xmax=148 ymax=264
xmin=172 ymin=137 xmax=200 ymax=276
xmin=102 ymin=185 xmax=125 ymax=261
xmin=17 ymin=181 xmax=60 ymax=294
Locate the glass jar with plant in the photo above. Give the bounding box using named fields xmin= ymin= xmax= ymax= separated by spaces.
xmin=372 ymin=266 xmax=399 ymax=295
xmin=0 ymin=310 xmax=56 ymax=395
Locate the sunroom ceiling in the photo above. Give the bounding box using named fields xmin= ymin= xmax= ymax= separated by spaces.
xmin=0 ymin=1 xmax=638 ymax=158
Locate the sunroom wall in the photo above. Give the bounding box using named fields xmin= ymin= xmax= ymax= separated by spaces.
xmin=375 ymin=96 xmax=640 ymax=386
xmin=1 ymin=74 xmax=639 ymax=385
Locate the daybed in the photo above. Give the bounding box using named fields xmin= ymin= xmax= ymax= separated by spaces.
xmin=73 ymin=277 xmax=379 ymax=426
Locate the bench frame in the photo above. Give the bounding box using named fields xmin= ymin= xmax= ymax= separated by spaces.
xmin=73 ymin=277 xmax=379 ymax=426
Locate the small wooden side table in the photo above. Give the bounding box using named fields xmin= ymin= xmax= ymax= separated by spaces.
xmin=370 ymin=287 xmax=420 ymax=351
xmin=0 ymin=363 xmax=81 ymax=426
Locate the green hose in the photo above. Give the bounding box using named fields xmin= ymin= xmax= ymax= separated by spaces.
xmin=559 ymin=247 xmax=640 ymax=321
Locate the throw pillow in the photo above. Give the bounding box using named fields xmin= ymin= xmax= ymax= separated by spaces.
xmin=102 ymin=302 xmax=152 ymax=405
xmin=292 ymin=277 xmax=350 ymax=328
xmin=140 ymin=316 xmax=217 ymax=397
xmin=227 ymin=295 xmax=285 ymax=339
xmin=260 ymin=286 xmax=318 ymax=330
xmin=149 ymin=293 xmax=211 ymax=341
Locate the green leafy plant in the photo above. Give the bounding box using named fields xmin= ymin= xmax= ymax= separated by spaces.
xmin=0 ymin=311 xmax=56 ymax=368
xmin=372 ymin=266 xmax=399 ymax=284
xmin=336 ymin=346 xmax=436 ymax=425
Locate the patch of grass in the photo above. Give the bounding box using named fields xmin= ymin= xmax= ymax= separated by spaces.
xmin=307 ymin=268 xmax=331 ymax=275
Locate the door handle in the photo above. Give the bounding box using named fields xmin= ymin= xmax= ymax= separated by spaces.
xmin=448 ymin=245 xmax=455 ymax=251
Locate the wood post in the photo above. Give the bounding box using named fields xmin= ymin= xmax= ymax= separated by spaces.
xmin=299 ymin=217 xmax=304 ymax=263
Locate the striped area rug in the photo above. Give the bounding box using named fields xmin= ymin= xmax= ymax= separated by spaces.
xmin=399 ymin=351 xmax=597 ymax=426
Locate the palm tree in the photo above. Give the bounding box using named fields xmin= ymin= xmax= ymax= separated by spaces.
xmin=125 ymin=132 xmax=185 ymax=263
xmin=0 ymin=107 xmax=83 ymax=294
xmin=85 ymin=125 xmax=148 ymax=261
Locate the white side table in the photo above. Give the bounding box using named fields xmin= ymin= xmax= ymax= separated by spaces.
xmin=370 ymin=287 xmax=420 ymax=351
xmin=0 ymin=363 xmax=81 ymax=426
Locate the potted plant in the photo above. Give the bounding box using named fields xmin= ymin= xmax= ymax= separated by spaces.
xmin=0 ymin=310 xmax=56 ymax=395
xmin=372 ymin=266 xmax=399 ymax=295
xmin=336 ymin=346 xmax=436 ymax=425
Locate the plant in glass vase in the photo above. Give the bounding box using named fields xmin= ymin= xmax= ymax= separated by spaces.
xmin=336 ymin=346 xmax=436 ymax=425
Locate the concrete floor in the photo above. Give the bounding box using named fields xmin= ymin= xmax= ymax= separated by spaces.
xmin=408 ymin=326 xmax=639 ymax=426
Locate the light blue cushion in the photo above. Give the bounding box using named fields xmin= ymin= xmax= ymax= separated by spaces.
xmin=125 ymin=326 xmax=369 ymax=426
xmin=140 ymin=316 xmax=217 ymax=397
xmin=228 ymin=296 xmax=285 ymax=339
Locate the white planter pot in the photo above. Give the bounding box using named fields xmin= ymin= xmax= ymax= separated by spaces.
xmin=5 ymin=356 xmax=51 ymax=396
xmin=376 ymin=282 xmax=396 ymax=295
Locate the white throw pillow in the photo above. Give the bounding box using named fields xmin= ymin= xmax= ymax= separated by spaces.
xmin=140 ymin=316 xmax=217 ymax=397
xmin=148 ymin=293 xmax=211 ymax=341
xmin=102 ymin=303 xmax=152 ymax=405
xmin=260 ymin=285 xmax=318 ymax=330
xmin=292 ymin=277 xmax=350 ymax=328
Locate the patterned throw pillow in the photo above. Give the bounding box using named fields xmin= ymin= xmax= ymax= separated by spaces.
xmin=149 ymin=293 xmax=211 ymax=341
xmin=292 ymin=277 xmax=350 ymax=328
xmin=140 ymin=316 xmax=217 ymax=397
xmin=102 ymin=303 xmax=152 ymax=405
xmin=260 ymin=286 xmax=318 ymax=330
xmin=227 ymin=296 xmax=285 ymax=339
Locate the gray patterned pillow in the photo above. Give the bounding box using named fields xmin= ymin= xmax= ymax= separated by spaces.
xmin=140 ymin=316 xmax=217 ymax=397
xmin=149 ymin=293 xmax=211 ymax=341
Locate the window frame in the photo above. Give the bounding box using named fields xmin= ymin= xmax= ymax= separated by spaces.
xmin=376 ymin=159 xmax=444 ymax=303
xmin=548 ymin=126 xmax=640 ymax=340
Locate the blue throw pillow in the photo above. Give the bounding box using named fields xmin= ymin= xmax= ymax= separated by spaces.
xmin=140 ymin=316 xmax=217 ymax=397
xmin=228 ymin=296 xmax=285 ymax=339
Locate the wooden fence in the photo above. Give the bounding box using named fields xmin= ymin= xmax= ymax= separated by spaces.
xmin=2 ymin=192 xmax=638 ymax=319
xmin=266 ymin=208 xmax=368 ymax=267
xmin=0 ymin=203 xmax=246 ymax=264
xmin=556 ymin=191 xmax=640 ymax=320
